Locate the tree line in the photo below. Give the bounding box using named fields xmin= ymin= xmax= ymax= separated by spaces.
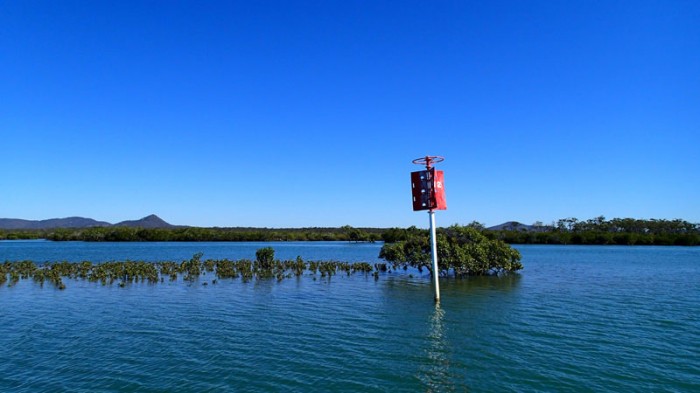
xmin=482 ymin=217 xmax=700 ymax=246
xmin=0 ymin=226 xmax=384 ymax=242
xmin=0 ymin=217 xmax=697 ymax=245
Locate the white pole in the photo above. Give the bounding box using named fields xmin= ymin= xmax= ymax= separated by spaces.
xmin=429 ymin=209 xmax=440 ymax=302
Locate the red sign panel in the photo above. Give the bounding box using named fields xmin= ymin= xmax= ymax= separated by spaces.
xmin=411 ymin=169 xmax=446 ymax=211
xmin=411 ymin=170 xmax=431 ymax=211
xmin=433 ymin=169 xmax=446 ymax=210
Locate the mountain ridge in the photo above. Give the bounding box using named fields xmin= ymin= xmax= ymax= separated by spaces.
xmin=2 ymin=216 xmax=548 ymax=231
xmin=486 ymin=221 xmax=552 ymax=232
xmin=0 ymin=215 xmax=175 ymax=230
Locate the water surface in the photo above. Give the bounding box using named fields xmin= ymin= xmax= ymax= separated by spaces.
xmin=1 ymin=242 xmax=698 ymax=391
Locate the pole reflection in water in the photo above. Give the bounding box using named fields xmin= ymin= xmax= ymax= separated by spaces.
xmin=419 ymin=303 xmax=458 ymax=392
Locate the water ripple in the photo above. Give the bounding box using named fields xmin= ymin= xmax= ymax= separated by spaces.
xmin=1 ymin=245 xmax=699 ymax=391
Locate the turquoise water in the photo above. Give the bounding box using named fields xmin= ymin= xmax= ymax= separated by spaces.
xmin=1 ymin=242 xmax=699 ymax=392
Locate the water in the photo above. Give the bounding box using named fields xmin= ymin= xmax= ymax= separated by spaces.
xmin=1 ymin=242 xmax=699 ymax=392
xmin=0 ymin=240 xmax=383 ymax=263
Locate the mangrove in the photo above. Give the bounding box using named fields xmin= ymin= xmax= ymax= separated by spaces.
xmin=380 ymin=225 xmax=523 ymax=277
xmin=1 ymin=217 xmax=697 ymax=245
xmin=1 ymin=249 xmax=376 ymax=289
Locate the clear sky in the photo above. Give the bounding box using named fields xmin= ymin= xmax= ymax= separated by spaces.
xmin=2 ymin=1 xmax=698 ymax=228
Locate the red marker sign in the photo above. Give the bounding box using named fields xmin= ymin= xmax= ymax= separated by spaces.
xmin=411 ymin=168 xmax=447 ymax=211
xmin=410 ymin=155 xmax=447 ymax=302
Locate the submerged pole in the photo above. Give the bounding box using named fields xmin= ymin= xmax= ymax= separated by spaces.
xmin=429 ymin=209 xmax=440 ymax=302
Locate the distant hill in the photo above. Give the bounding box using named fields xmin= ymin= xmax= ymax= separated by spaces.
xmin=486 ymin=221 xmax=554 ymax=232
xmin=0 ymin=217 xmax=111 ymax=230
xmin=487 ymin=221 xmax=552 ymax=232
xmin=0 ymin=214 xmax=175 ymax=230
xmin=113 ymin=214 xmax=175 ymax=229
xmin=488 ymin=221 xmax=531 ymax=231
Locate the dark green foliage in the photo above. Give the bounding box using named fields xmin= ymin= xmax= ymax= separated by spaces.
xmin=255 ymin=247 xmax=275 ymax=270
xmin=486 ymin=217 xmax=699 ymax=246
xmin=181 ymin=253 xmax=203 ymax=281
xmin=0 ymin=263 xmax=8 ymax=286
xmin=380 ymin=225 xmax=523 ymax=277
xmin=380 ymin=226 xmax=425 ymax=243
xmin=3 ymin=217 xmax=697 ymax=245
xmin=0 ymin=230 xmax=45 ymax=240
xmin=0 ymin=249 xmax=385 ymax=289
xmin=38 ymin=226 xmax=386 ymax=242
xmin=159 ymin=262 xmax=179 ymax=281
xmin=214 ymin=259 xmax=238 ymax=279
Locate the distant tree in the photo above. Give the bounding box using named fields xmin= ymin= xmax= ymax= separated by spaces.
xmin=466 ymin=221 xmax=486 ymax=231
xmin=381 ymin=227 xmax=410 ymax=243
xmin=556 ymin=217 xmax=579 ymax=232
xmin=342 ymin=225 xmax=369 ymax=242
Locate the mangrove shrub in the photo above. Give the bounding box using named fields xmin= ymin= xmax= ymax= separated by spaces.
xmin=379 ymin=225 xmax=522 ymax=277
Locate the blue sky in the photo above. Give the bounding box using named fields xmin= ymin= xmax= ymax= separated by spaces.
xmin=2 ymin=1 xmax=698 ymax=228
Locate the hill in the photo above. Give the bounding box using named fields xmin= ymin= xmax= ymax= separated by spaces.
xmin=0 ymin=217 xmax=111 ymax=230
xmin=487 ymin=221 xmax=533 ymax=231
xmin=486 ymin=221 xmax=552 ymax=232
xmin=0 ymin=215 xmax=174 ymax=229
xmin=113 ymin=214 xmax=176 ymax=229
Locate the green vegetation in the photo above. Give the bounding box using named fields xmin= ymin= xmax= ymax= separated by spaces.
xmin=255 ymin=247 xmax=275 ymax=270
xmin=379 ymin=225 xmax=523 ymax=276
xmin=1 ymin=251 xmax=379 ymax=289
xmin=0 ymin=229 xmax=45 ymax=240
xmin=0 ymin=226 xmax=383 ymax=242
xmin=483 ymin=217 xmax=700 ymax=246
xmin=1 ymin=217 xmax=697 ymax=246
